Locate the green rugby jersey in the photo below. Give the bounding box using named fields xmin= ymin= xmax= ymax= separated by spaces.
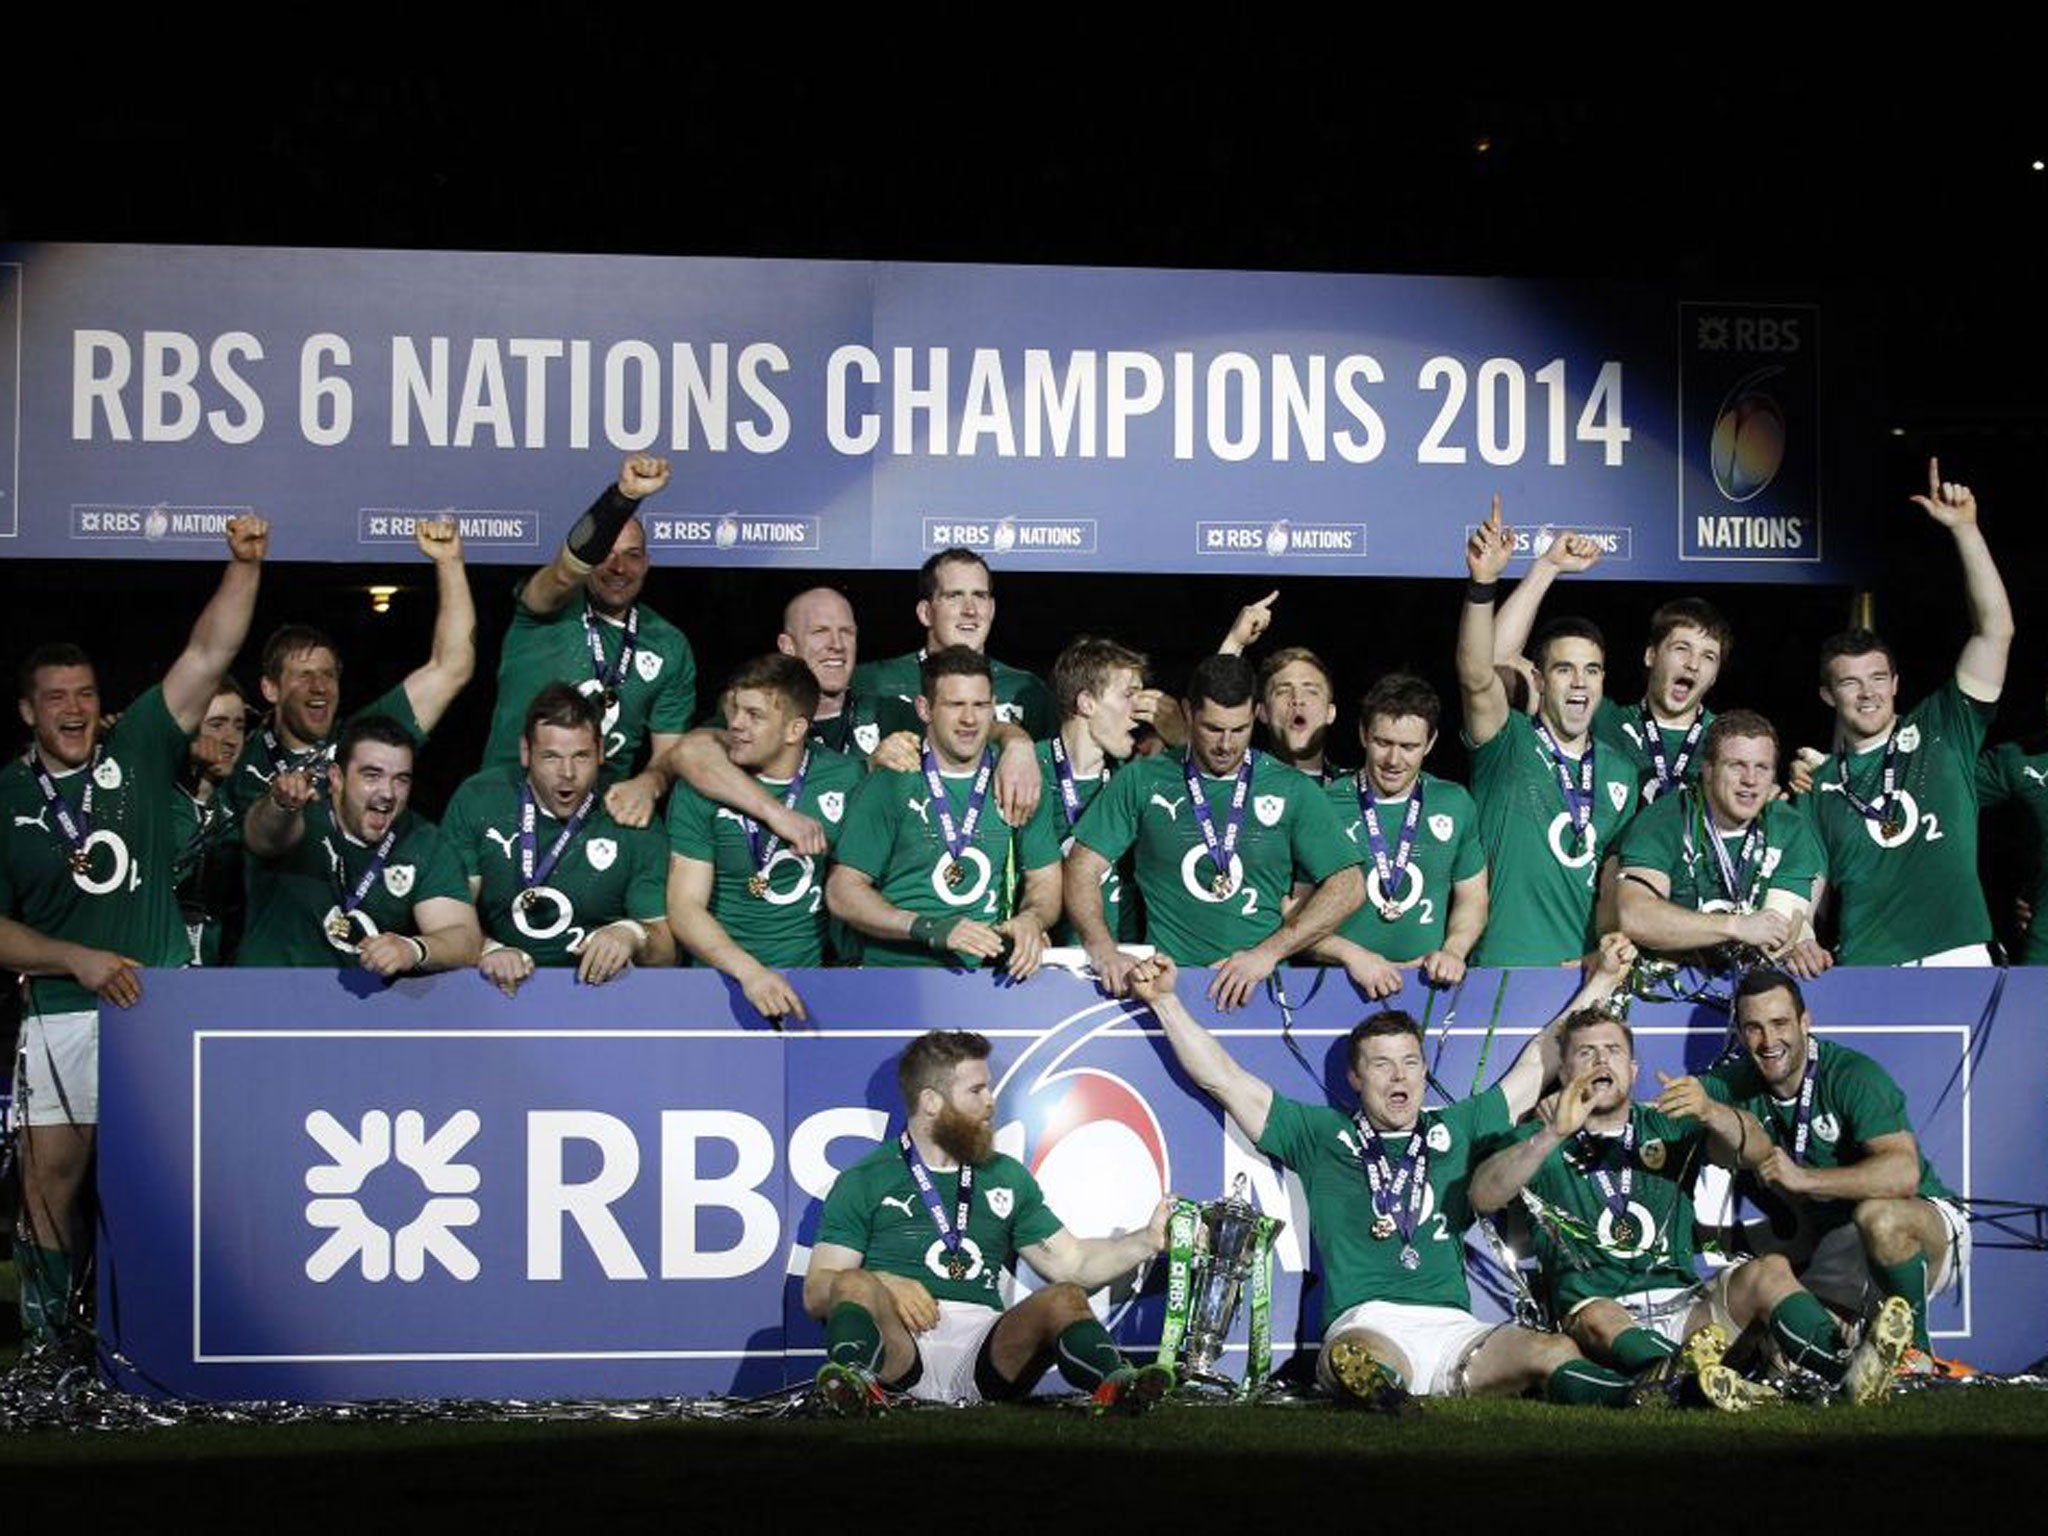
xmin=665 ymin=747 xmax=865 ymax=968
xmin=1036 ymin=738 xmax=1141 ymax=945
xmin=1258 ymin=1087 xmax=1514 ymax=1326
xmin=1594 ymin=698 xmax=1713 ymax=809
xmin=832 ymin=757 xmax=1062 ymax=967
xmin=481 ymin=587 xmax=696 ymax=779
xmin=237 ymin=803 xmax=469 ymax=967
xmin=0 ymin=687 xmax=190 ymax=1013
xmin=1806 ymin=681 xmax=1992 ymax=964
xmin=816 ymin=1141 xmax=1064 ymax=1309
xmin=854 ymin=650 xmax=1057 ymax=740
xmin=1977 ymin=739 xmax=2048 ymax=963
xmin=1322 ymin=770 xmax=1485 ymax=963
xmin=1468 ymin=713 xmax=1639 ymax=966
xmin=1613 ymin=788 xmax=1823 ymax=915
xmin=443 ymin=766 xmax=667 ymax=966
xmin=1072 ymin=751 xmax=1358 ymax=966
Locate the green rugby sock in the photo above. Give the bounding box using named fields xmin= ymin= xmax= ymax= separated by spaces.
xmin=824 ymin=1301 xmax=884 ymax=1373
xmin=14 ymin=1241 xmax=72 ymax=1347
xmin=1611 ymin=1327 xmax=1679 ymax=1374
xmin=1769 ymin=1291 xmax=1848 ymax=1383
xmin=1546 ymin=1359 xmax=1635 ymax=1408
xmin=1876 ymin=1257 xmax=1931 ymax=1351
xmin=1054 ymin=1317 xmax=1125 ymax=1391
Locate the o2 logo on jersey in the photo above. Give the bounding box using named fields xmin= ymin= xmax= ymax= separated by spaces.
xmin=930 ymin=846 xmax=994 ymax=907
xmin=1366 ymin=864 xmax=1427 ymax=922
xmin=1178 ymin=845 xmax=1245 ymax=904
xmin=992 ymin=998 xmax=1170 ymax=1325
xmin=574 ymin=678 xmax=626 ymax=758
xmin=72 ymin=830 xmax=135 ymax=897
xmin=1546 ymin=812 xmax=1599 ymax=870
xmin=1863 ymin=790 xmax=1925 ymax=850
xmin=1596 ymin=1201 xmax=1659 ymax=1257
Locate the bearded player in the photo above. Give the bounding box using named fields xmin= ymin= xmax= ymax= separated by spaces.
xmin=1472 ymin=1009 xmax=1910 ymax=1408
xmin=1133 ymin=938 xmax=1649 ymax=1408
xmin=0 ymin=515 xmax=268 ymax=1341
xmin=804 ymin=1029 xmax=1174 ymax=1415
xmin=444 ymin=683 xmax=672 ymax=997
xmin=668 ymin=656 xmax=863 ymax=1021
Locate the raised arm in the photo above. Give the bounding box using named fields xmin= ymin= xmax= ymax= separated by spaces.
xmin=1471 ymin=1066 xmax=1599 ymax=1214
xmin=1217 ymin=590 xmax=1278 ymax=655
xmin=1457 ymin=497 xmax=1515 ymax=749
xmin=1130 ymin=955 xmax=1275 ymax=1142
xmin=398 ymin=518 xmax=477 ymax=735
xmin=162 ymin=515 xmax=268 ymax=730
xmin=1494 ymin=931 xmax=1636 ymax=1119
xmin=1490 ymin=530 xmax=1603 ymax=665
xmin=522 ymin=456 xmax=670 ymax=617
xmin=241 ymin=768 xmax=316 ymax=860
xmin=1909 ymin=457 xmax=2013 ymax=702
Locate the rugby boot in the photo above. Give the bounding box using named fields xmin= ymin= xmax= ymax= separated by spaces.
xmin=1841 ymin=1296 xmax=1914 ymax=1405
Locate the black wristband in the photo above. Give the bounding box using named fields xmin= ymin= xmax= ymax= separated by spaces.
xmin=909 ymin=914 xmax=950 ymax=952
xmin=1465 ymin=579 xmax=1499 ymax=603
xmin=565 ymin=485 xmax=640 ymax=567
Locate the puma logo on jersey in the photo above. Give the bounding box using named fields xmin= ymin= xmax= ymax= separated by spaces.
xmin=1335 ymin=1128 xmax=1363 ymax=1160
xmin=1149 ymin=794 xmax=1186 ymax=822
xmin=907 ymin=797 xmax=931 ymax=826
xmin=483 ymin=827 xmax=519 ymax=861
xmin=879 ymin=1194 xmax=919 ymax=1218
xmin=12 ymin=809 xmax=50 ymax=831
xmin=2024 ymin=766 xmax=2048 ymax=787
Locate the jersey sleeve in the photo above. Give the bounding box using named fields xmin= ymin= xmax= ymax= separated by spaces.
xmin=1835 ymin=1052 xmax=1913 ymax=1147
xmin=815 ymin=1161 xmax=874 ymax=1254
xmin=1926 ymin=677 xmax=1995 ymax=760
xmin=1614 ymin=792 xmax=1680 ymax=874
xmin=648 ymin=633 xmax=697 ymax=736
xmin=1975 ymin=743 xmax=2017 ymax=809
xmin=665 ymin=782 xmax=718 ymax=862
xmin=1253 ymin=1092 xmax=1318 ymax=1169
xmin=358 ymin=681 xmax=427 ymax=746
xmin=1011 ymin=782 xmax=1064 ymax=872
xmin=1449 ymin=789 xmax=1487 ymax=882
xmin=116 ymin=684 xmax=192 ymax=780
xmin=831 ymin=771 xmax=902 ymax=881
xmin=411 ymin=822 xmax=474 ymax=906
xmin=1455 ymin=1083 xmax=1515 ymax=1154
xmin=1072 ymin=763 xmax=1142 ymax=863
xmin=1763 ymin=802 xmax=1825 ymax=900
xmin=1018 ymin=674 xmax=1058 ymax=739
xmin=439 ymin=778 xmax=487 ymax=881
xmin=1290 ymin=780 xmax=1363 ymax=883
xmin=1007 ymin=1164 xmax=1065 ymax=1250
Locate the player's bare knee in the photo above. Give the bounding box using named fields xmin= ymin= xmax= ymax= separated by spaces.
xmin=1039 ymin=1282 xmax=1093 ymax=1327
xmin=1853 ymin=1198 xmax=1916 ymax=1261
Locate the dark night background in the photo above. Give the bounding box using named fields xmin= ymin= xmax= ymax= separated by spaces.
xmin=5 ymin=57 xmax=2045 ymax=942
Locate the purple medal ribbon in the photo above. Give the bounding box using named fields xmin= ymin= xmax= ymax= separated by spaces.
xmin=1048 ymin=736 xmax=1093 ymax=830
xmin=1354 ymin=1114 xmax=1429 ymax=1249
xmin=582 ymin=599 xmax=640 ymax=704
xmin=1533 ymin=720 xmax=1596 ymax=850
xmin=1574 ymin=1115 xmax=1637 ymax=1235
xmin=1638 ymin=704 xmax=1704 ymax=798
xmin=519 ymin=782 xmax=598 ymax=895
xmin=325 ymin=820 xmax=401 ymax=929
xmin=1691 ymin=789 xmax=1767 ymax=910
xmin=27 ymin=748 xmax=96 ymax=872
xmin=1833 ymin=732 xmax=1904 ymax=834
xmin=897 ymin=1131 xmax=974 ymax=1274
xmin=921 ymin=745 xmax=995 ymax=879
xmin=1356 ymin=773 xmax=1423 ymax=913
xmin=1783 ymin=1050 xmax=1821 ymax=1166
xmin=741 ymin=749 xmax=812 ymax=883
xmin=1185 ymin=749 xmax=1255 ymax=893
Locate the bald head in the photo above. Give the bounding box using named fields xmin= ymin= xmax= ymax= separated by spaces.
xmin=778 ymin=586 xmax=858 ymax=702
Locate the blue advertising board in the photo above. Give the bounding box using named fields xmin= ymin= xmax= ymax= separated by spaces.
xmin=2 ymin=244 xmax=1830 ymax=579
xmin=99 ymin=965 xmax=2041 ymax=1401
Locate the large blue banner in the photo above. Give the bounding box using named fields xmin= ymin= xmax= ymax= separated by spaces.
xmin=2 ymin=245 xmax=1829 ymax=579
xmin=100 ymin=966 xmax=2040 ymax=1401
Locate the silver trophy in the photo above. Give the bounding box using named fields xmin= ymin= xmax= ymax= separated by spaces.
xmin=1169 ymin=1173 xmax=1285 ymax=1389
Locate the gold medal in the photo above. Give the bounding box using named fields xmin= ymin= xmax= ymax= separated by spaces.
xmin=943 ymin=861 xmax=965 ymax=888
xmin=600 ymin=687 xmax=620 ymax=712
xmin=1880 ymin=807 xmax=1906 ymax=838
xmin=1370 ymin=1214 xmax=1397 ymax=1241
xmin=518 ymin=888 xmax=540 ymax=911
xmin=1610 ymin=1218 xmax=1637 ymax=1248
xmin=1378 ymin=902 xmax=1403 ymax=922
xmin=746 ymin=872 xmax=769 ymax=899
xmin=943 ymin=1249 xmax=970 ymax=1280
xmin=1210 ymin=872 xmax=1232 ymax=898
xmin=324 ymin=910 xmax=356 ymax=946
xmin=68 ymin=848 xmax=92 ymax=875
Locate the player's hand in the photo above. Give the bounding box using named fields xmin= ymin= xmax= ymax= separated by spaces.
xmin=1909 ymin=456 xmax=1978 ymax=529
xmin=603 ymin=775 xmax=658 ymax=829
xmin=1537 ymin=528 xmax=1602 ymax=573
xmin=225 ymin=513 xmax=270 ymax=563
xmin=1545 ymin=1067 xmax=1600 ymax=1139
xmin=1132 ymin=691 xmax=1185 ymax=745
xmin=480 ymin=945 xmax=536 ymax=998
xmin=1126 ymin=952 xmax=1179 ymax=1003
xmin=576 ymin=923 xmax=641 ymax=985
xmin=1780 ymin=937 xmax=1834 ymax=979
xmin=1090 ymin=944 xmax=1141 ymax=997
xmin=740 ymin=966 xmax=808 ymax=1024
xmin=1222 ymin=590 xmax=1279 ymax=653
xmin=1652 ymin=1070 xmax=1711 ymax=1123
xmin=764 ymin=803 xmax=828 ymax=857
xmin=876 ymin=1271 xmax=940 ymax=1334
xmin=1590 ymin=931 xmax=1637 ymax=982
xmin=1729 ymin=909 xmax=1793 ymax=953
xmin=618 ymin=454 xmax=671 ymax=501
xmin=72 ymin=948 xmax=143 ymax=1008
xmin=1756 ymin=1146 xmax=1814 ymax=1196
xmin=1143 ymin=1195 xmax=1176 ymax=1255
xmin=871 ymin=731 xmax=921 ymax=773
xmin=2017 ymin=895 xmax=2036 ymax=936
xmin=1208 ymin=947 xmax=1278 ymax=1011
xmin=1342 ymin=948 xmax=1405 ymax=1000
xmin=1419 ymin=950 xmax=1467 ymax=987
xmin=1466 ymin=494 xmax=1513 ymax=582
xmin=414 ymin=515 xmax=464 ymax=564
xmin=268 ymin=768 xmax=317 ymax=814
xmin=994 ymin=736 xmax=1043 ymax=826
xmin=996 ymin=912 xmax=1047 ymax=980
xmin=357 ymin=932 xmax=423 ymax=978
xmin=1789 ymin=747 xmax=1825 ymax=797
xmin=944 ymin=918 xmax=1007 ymax=961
